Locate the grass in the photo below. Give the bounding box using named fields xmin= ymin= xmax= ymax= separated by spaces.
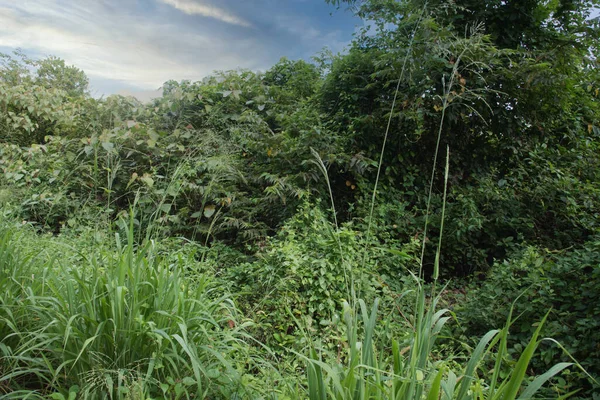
xmin=303 ymin=278 xmax=578 ymax=400
xmin=0 ymin=218 xmax=264 ymax=399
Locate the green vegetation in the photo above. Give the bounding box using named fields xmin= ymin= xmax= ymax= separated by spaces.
xmin=1 ymin=0 xmax=599 ymax=398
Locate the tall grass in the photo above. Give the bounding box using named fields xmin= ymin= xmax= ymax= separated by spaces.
xmin=0 ymin=219 xmax=260 ymax=399
xmin=304 ymin=280 xmax=577 ymax=399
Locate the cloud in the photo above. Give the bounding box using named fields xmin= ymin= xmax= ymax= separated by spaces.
xmin=0 ymin=0 xmax=356 ymax=96
xmin=158 ymin=0 xmax=252 ymax=27
xmin=0 ymin=0 xmax=267 ymax=92
xmin=117 ymin=88 xmax=163 ymax=102
xmin=273 ymin=14 xmax=348 ymax=56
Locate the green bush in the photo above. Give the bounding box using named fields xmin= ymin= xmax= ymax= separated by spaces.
xmin=224 ymin=200 xmax=416 ymax=354
xmin=454 ymin=239 xmax=600 ymax=396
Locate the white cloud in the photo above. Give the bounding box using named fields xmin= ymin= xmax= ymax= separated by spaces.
xmin=0 ymin=0 xmax=267 ymax=92
xmin=117 ymin=88 xmax=163 ymax=102
xmin=158 ymin=0 xmax=252 ymax=27
xmin=0 ymin=0 xmax=355 ymax=96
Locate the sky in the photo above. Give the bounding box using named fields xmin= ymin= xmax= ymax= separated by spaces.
xmin=0 ymin=0 xmax=359 ymax=99
xmin=0 ymin=1 xmax=598 ymax=100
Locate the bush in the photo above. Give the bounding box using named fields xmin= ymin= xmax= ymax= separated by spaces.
xmin=454 ymin=239 xmax=600 ymax=396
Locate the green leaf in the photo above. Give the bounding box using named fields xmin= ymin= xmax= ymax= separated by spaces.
xmin=182 ymin=377 xmax=196 ymax=386
xmin=207 ymin=369 xmax=220 ymax=379
xmin=101 ymin=142 xmax=114 ymax=152
xmin=203 ymin=205 xmax=216 ymax=218
xmin=518 ymin=363 xmax=573 ymax=399
xmin=140 ymin=174 xmax=154 ymax=188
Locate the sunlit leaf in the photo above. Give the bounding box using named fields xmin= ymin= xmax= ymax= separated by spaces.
xmin=203 ymin=205 xmax=216 ymax=218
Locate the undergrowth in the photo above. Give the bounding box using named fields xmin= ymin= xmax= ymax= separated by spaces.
xmin=1 ymin=0 xmax=600 ymax=398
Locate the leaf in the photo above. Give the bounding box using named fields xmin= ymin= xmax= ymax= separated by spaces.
xmin=427 ymin=367 xmax=446 ymax=400
xmin=203 ymin=205 xmax=216 ymax=218
xmin=518 ymin=363 xmax=573 ymax=399
xmin=207 ymin=369 xmax=220 ymax=379
xmin=101 ymin=142 xmax=114 ymax=152
xmin=148 ymin=130 xmax=160 ymax=141
xmin=127 ymin=172 xmax=138 ymax=189
xmin=182 ymin=377 xmax=196 ymax=386
xmin=140 ymin=174 xmax=154 ymax=188
xmin=68 ymin=387 xmax=79 ymax=400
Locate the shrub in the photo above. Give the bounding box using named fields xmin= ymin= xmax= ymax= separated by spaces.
xmin=454 ymin=239 xmax=600 ymax=396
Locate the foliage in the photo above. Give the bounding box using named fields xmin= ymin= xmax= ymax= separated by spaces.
xmin=454 ymin=240 xmax=600 ymax=396
xmin=318 ymin=0 xmax=600 ymax=275
xmin=0 ymin=218 xmax=267 ymax=399
xmin=1 ymin=0 xmax=599 ymax=397
xmin=304 ymin=290 xmax=576 ymax=400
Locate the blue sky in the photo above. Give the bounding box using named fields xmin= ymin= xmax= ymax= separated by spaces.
xmin=0 ymin=0 xmax=359 ymax=98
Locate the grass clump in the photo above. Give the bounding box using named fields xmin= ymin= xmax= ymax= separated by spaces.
xmin=0 ymin=219 xmax=264 ymax=399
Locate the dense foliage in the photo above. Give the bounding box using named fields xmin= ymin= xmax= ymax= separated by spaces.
xmin=1 ymin=0 xmax=599 ymax=398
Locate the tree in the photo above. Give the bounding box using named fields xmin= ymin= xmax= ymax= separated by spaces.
xmin=35 ymin=56 xmax=89 ymax=97
xmin=318 ymin=0 xmax=600 ymax=274
xmin=0 ymin=52 xmax=89 ymax=144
